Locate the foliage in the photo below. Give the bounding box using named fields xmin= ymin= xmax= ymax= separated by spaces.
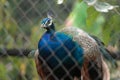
xmin=68 ymin=0 xmax=120 ymax=45
xmin=0 ymin=0 xmax=120 ymax=80
xmin=0 ymin=57 xmax=38 ymax=80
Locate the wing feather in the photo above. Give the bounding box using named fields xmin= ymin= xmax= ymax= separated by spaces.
xmin=59 ymin=27 xmax=101 ymax=60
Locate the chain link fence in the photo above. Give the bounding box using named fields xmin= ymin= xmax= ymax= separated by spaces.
xmin=0 ymin=0 xmax=120 ymax=80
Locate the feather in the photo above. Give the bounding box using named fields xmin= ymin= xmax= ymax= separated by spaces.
xmin=91 ymin=35 xmax=117 ymax=68
xmin=36 ymin=17 xmax=111 ymax=80
xmin=60 ymin=26 xmax=111 ymax=80
xmin=60 ymin=27 xmax=100 ymax=59
xmin=37 ymin=18 xmax=84 ymax=79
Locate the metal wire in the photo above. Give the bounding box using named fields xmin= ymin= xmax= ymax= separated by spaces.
xmin=0 ymin=0 xmax=120 ymax=80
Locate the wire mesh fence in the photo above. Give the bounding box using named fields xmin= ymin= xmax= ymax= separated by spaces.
xmin=0 ymin=0 xmax=120 ymax=80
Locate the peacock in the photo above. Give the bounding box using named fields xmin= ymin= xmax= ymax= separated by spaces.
xmin=36 ymin=17 xmax=84 ymax=80
xmin=63 ymin=1 xmax=117 ymax=80
xmin=33 ymin=1 xmax=117 ymax=80
xmin=33 ymin=16 xmax=113 ymax=80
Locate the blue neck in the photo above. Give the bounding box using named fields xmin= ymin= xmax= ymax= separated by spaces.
xmin=42 ymin=23 xmax=56 ymax=41
xmin=46 ymin=23 xmax=55 ymax=31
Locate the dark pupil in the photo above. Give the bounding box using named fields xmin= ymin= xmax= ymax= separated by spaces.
xmin=47 ymin=20 xmax=50 ymax=25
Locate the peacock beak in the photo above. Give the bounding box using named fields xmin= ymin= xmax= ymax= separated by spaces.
xmin=41 ymin=24 xmax=46 ymax=28
xmin=41 ymin=24 xmax=44 ymax=28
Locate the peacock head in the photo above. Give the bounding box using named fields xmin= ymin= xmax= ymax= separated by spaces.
xmin=41 ymin=18 xmax=55 ymax=30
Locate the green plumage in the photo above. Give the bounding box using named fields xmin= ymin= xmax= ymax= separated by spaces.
xmin=91 ymin=35 xmax=117 ymax=68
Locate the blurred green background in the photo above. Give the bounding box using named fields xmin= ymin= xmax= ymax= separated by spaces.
xmin=0 ymin=0 xmax=120 ymax=80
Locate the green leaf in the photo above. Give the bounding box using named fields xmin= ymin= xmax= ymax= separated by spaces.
xmin=87 ymin=7 xmax=105 ymax=37
xmin=71 ymin=1 xmax=88 ymax=29
xmin=0 ymin=63 xmax=8 ymax=80
xmin=103 ymin=14 xmax=120 ymax=44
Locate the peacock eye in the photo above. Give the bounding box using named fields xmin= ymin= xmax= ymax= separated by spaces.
xmin=47 ymin=20 xmax=52 ymax=26
xmin=47 ymin=20 xmax=50 ymax=24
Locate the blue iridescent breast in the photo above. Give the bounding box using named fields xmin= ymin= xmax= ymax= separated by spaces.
xmin=38 ymin=31 xmax=84 ymax=79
